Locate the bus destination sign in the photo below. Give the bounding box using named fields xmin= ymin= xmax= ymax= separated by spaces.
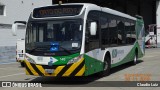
xmin=33 ymin=5 xmax=83 ymax=18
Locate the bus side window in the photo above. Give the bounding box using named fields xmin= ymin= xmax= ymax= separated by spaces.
xmin=117 ymin=21 xmax=125 ymax=45
xmin=130 ymin=22 xmax=136 ymax=44
xmin=100 ymin=12 xmax=110 ymax=47
xmin=125 ymin=22 xmax=131 ymax=44
xmin=108 ymin=19 xmax=118 ymax=46
xmin=85 ymin=11 xmax=100 ymax=52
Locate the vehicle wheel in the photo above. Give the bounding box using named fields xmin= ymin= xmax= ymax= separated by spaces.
xmin=20 ymin=62 xmax=25 ymax=67
xmin=133 ymin=52 xmax=138 ymax=65
xmin=97 ymin=56 xmax=111 ymax=77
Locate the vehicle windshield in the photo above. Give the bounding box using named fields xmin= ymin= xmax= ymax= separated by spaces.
xmin=25 ymin=19 xmax=83 ymax=56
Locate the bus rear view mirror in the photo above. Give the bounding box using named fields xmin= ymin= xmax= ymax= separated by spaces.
xmin=11 ymin=21 xmax=27 ymax=36
xmin=90 ymin=22 xmax=97 ymax=35
xmin=12 ymin=23 xmax=18 ymax=36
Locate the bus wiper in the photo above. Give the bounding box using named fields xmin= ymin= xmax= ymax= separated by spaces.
xmin=29 ymin=46 xmax=48 ymax=53
xmin=59 ymin=45 xmax=72 ymax=54
xmin=28 ymin=47 xmax=40 ymax=53
xmin=29 ymin=47 xmax=40 ymax=53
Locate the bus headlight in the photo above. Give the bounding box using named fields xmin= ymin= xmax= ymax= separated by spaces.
xmin=25 ymin=55 xmax=36 ymax=64
xmin=67 ymin=55 xmax=83 ymax=65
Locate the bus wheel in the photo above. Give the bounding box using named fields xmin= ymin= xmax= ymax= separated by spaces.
xmin=20 ymin=62 xmax=25 ymax=67
xmin=133 ymin=52 xmax=138 ymax=65
xmin=97 ymin=56 xmax=111 ymax=77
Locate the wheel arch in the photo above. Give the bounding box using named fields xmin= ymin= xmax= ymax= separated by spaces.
xmin=103 ymin=50 xmax=111 ymax=63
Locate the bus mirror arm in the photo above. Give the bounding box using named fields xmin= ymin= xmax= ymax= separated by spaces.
xmin=14 ymin=21 xmax=27 ymax=25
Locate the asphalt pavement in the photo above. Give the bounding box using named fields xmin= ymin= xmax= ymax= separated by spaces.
xmin=0 ymin=48 xmax=160 ymax=90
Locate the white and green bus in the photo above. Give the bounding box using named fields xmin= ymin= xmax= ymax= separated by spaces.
xmin=13 ymin=3 xmax=145 ymax=77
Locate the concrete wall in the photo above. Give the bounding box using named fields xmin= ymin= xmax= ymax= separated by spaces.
xmin=126 ymin=0 xmax=153 ymax=29
xmin=0 ymin=0 xmax=52 ymax=24
xmin=0 ymin=46 xmax=16 ymax=64
xmin=0 ymin=0 xmax=52 ymax=62
xmin=0 ymin=27 xmax=25 ymax=46
xmin=156 ymin=0 xmax=160 ymax=47
xmin=140 ymin=0 xmax=153 ymax=30
xmin=0 ymin=26 xmax=25 ymax=62
xmin=0 ymin=0 xmax=52 ymax=46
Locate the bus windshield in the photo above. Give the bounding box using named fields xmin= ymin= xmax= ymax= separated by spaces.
xmin=25 ymin=19 xmax=83 ymax=56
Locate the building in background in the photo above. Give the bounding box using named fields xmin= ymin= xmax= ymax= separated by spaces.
xmin=52 ymin=0 xmax=160 ymax=47
xmin=0 ymin=0 xmax=52 ymax=24
xmin=0 ymin=0 xmax=52 ymax=62
xmin=156 ymin=0 xmax=160 ymax=47
xmin=0 ymin=0 xmax=52 ymax=46
xmin=0 ymin=0 xmax=160 ymax=46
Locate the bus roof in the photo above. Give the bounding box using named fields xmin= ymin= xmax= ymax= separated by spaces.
xmin=33 ymin=3 xmax=137 ymax=20
xmin=101 ymin=7 xmax=136 ymax=20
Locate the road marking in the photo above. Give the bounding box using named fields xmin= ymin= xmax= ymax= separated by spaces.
xmin=0 ymin=67 xmax=13 ymax=70
xmin=144 ymin=55 xmax=158 ymax=58
xmin=0 ymin=62 xmax=17 ymax=65
xmin=0 ymin=67 xmax=20 ymax=70
xmin=0 ymin=73 xmax=25 ymax=79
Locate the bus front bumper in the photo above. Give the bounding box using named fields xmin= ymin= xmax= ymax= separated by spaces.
xmin=24 ymin=58 xmax=85 ymax=77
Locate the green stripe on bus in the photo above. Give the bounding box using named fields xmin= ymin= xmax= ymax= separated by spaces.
xmin=84 ymin=55 xmax=103 ymax=76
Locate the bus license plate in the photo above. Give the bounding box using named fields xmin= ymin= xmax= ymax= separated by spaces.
xmin=19 ymin=54 xmax=23 ymax=57
xmin=45 ymin=69 xmax=54 ymax=74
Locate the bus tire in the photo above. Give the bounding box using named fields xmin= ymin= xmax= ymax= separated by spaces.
xmin=133 ymin=50 xmax=138 ymax=65
xmin=20 ymin=62 xmax=25 ymax=67
xmin=97 ymin=55 xmax=111 ymax=77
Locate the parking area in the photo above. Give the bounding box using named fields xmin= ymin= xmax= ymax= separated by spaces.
xmin=0 ymin=48 xmax=159 ymax=90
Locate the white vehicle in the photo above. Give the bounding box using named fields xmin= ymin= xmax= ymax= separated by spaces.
xmin=16 ymin=39 xmax=25 ymax=67
xmin=12 ymin=3 xmax=145 ymax=77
